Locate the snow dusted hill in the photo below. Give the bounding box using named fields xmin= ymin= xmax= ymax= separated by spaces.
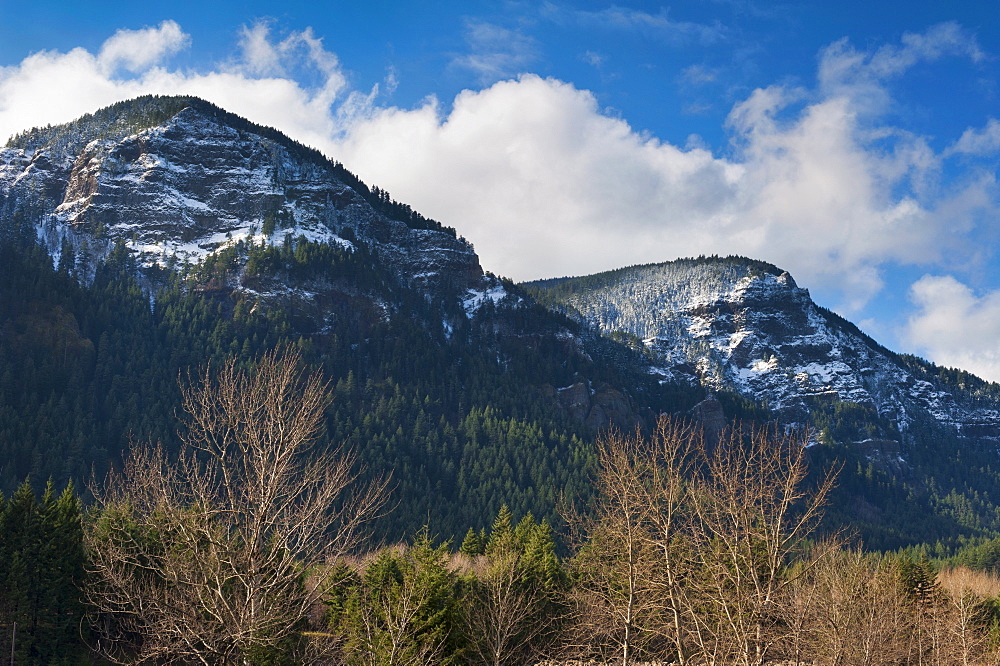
xmin=526 ymin=257 xmax=1000 ymax=444
xmin=6 ymin=96 xmax=1000 ymax=449
xmin=0 ymin=96 xmax=483 ymax=298
xmin=0 ymin=96 xmax=648 ymax=433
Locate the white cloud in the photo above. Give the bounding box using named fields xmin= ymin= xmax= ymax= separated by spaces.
xmin=950 ymin=118 xmax=1000 ymax=157
xmin=97 ymin=20 xmax=189 ymax=75
xmin=0 ymin=21 xmax=348 ymax=151
xmin=722 ymin=88 xmax=964 ymax=309
xmin=451 ymin=21 xmax=538 ymax=83
xmin=331 ymin=75 xmax=742 ymax=279
xmin=237 ymin=22 xmax=285 ymax=77
xmin=906 ymin=275 xmax=1000 ymax=383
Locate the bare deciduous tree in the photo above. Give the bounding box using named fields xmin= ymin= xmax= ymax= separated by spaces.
xmin=86 ymin=347 xmax=387 ymax=665
xmin=689 ymin=424 xmax=838 ymax=666
xmin=641 ymin=417 xmax=703 ymax=665
xmin=792 ymin=548 xmax=914 ymax=666
xmin=565 ymin=416 xmax=837 ymax=666
xmin=936 ymin=566 xmax=1000 ymax=666
xmin=563 ymin=428 xmax=665 ymax=665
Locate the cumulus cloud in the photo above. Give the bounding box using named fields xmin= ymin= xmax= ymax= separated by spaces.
xmin=97 ymin=20 xmax=189 ymax=75
xmin=237 ymin=22 xmax=285 ymax=77
xmin=333 ymin=24 xmax=992 ymax=309
xmin=332 ymin=75 xmax=741 ymax=279
xmin=906 ymin=275 xmax=1000 ymax=383
xmin=0 ymin=20 xmax=349 ymax=151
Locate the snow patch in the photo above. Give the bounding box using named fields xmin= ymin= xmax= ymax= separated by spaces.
xmin=751 ymin=357 xmax=778 ymax=373
xmin=463 ymin=284 xmax=507 ymax=316
xmin=688 ymin=316 xmax=712 ymax=338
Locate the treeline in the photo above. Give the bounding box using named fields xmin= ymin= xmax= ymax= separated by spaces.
xmin=5 ymin=407 xmax=1000 ymax=665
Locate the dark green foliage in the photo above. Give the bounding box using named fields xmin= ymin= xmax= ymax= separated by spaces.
xmin=950 ymin=538 xmax=1000 ymax=573
xmin=715 ymin=389 xmax=772 ymax=425
xmin=0 ymin=480 xmax=87 ymax=665
xmin=330 ymin=531 xmax=464 ymax=666
xmin=485 ymin=507 xmax=565 ymax=594
xmin=459 ymin=528 xmax=486 ymax=557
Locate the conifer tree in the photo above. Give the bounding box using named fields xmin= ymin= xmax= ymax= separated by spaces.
xmin=333 ymin=530 xmax=462 ymax=666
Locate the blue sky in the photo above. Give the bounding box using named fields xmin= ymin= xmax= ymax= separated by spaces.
xmin=2 ymin=1 xmax=1000 ymax=381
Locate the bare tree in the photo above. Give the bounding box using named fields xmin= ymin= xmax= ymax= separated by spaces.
xmin=936 ymin=566 xmax=1000 ymax=666
xmin=641 ymin=417 xmax=704 ymax=665
xmin=462 ymin=548 xmax=558 ymax=666
xmin=86 ymin=347 xmax=387 ymax=665
xmin=563 ymin=428 xmax=665 ymax=665
xmin=568 ymin=416 xmax=837 ymax=665
xmin=688 ymin=423 xmax=837 ymax=666
xmin=792 ymin=548 xmax=914 ymax=666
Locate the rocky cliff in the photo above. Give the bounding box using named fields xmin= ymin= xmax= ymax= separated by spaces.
xmin=0 ymin=97 xmax=481 ymax=298
xmin=526 ymin=257 xmax=1000 ymax=447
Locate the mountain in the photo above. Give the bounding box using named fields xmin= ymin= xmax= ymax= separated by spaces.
xmin=0 ymin=95 xmax=674 ymax=540
xmin=525 ymin=258 xmax=1000 ymax=439
xmin=2 ymin=95 xmax=478 ymax=296
xmin=4 ymin=96 xmax=1000 ymax=549
xmin=526 ymin=257 xmax=1000 ymax=548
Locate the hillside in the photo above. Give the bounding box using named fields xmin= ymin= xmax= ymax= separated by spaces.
xmin=526 ymin=257 xmax=1000 ymax=548
xmin=3 ymin=97 xmax=1000 ymax=548
xmin=0 ymin=95 xmax=691 ymax=540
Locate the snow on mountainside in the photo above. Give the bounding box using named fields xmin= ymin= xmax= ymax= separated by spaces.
xmin=0 ymin=96 xmax=483 ymax=299
xmin=526 ymin=257 xmax=1000 ymax=441
xmin=0 ymin=96 xmax=648 ymax=433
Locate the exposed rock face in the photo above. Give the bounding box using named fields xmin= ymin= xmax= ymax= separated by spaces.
xmin=528 ymin=258 xmax=1000 ymax=444
xmin=551 ymin=379 xmax=642 ymax=432
xmin=0 ymin=102 xmax=481 ymax=297
xmin=689 ymin=393 xmax=725 ymax=445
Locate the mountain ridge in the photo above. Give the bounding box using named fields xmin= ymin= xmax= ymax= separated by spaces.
xmin=524 ymin=256 xmax=1000 ymax=442
xmin=6 ymin=94 xmax=452 ymax=237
